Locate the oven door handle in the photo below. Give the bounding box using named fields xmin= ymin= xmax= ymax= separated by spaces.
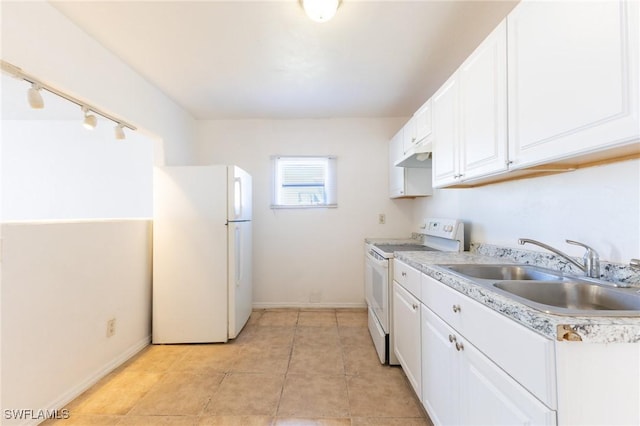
xmin=366 ymin=251 xmax=389 ymax=268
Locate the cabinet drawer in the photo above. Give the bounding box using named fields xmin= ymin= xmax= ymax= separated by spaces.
xmin=394 ymin=260 xmax=421 ymax=299
xmin=421 ymin=273 xmax=464 ymax=331
xmin=422 ymin=274 xmax=556 ymax=408
xmin=462 ymin=292 xmax=557 ymax=409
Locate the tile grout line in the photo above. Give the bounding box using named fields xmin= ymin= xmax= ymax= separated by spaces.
xmin=273 ymin=309 xmax=299 ymax=420
xmin=120 ymin=346 xmax=191 ymax=418
xmin=335 ymin=310 xmax=354 ymax=421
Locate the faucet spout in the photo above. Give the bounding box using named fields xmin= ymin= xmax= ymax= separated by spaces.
xmin=518 ymin=238 xmax=601 ymax=278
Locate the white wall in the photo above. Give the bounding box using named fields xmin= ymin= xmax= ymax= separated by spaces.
xmin=2 ymin=120 xmax=153 ymax=221
xmin=196 ymin=118 xmax=414 ymax=307
xmin=1 ymin=1 xmax=196 ymax=166
xmin=413 ymin=159 xmax=640 ymax=263
xmin=1 ymin=220 xmax=152 ymax=425
xmin=1 ymin=2 xmax=196 ymax=418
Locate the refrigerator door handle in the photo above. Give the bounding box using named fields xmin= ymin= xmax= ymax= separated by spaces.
xmin=235 ymin=225 xmax=242 ymax=286
xmin=234 ymin=177 xmax=243 ymax=219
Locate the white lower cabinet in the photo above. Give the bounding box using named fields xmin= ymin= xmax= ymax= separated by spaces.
xmin=392 ymin=281 xmax=422 ymax=399
xmin=421 ymin=305 xmax=459 ymax=425
xmin=421 ymin=306 xmax=556 ymax=426
xmin=393 ymin=259 xmax=640 ymax=425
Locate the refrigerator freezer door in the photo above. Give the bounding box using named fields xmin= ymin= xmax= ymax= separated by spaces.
xmin=228 ymin=220 xmax=253 ymax=338
xmin=228 ymin=166 xmax=252 ymax=222
xmin=152 ymin=166 xmax=229 ymax=343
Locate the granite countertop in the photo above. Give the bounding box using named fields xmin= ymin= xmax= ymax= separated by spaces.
xmin=394 ymin=250 xmax=640 ymax=344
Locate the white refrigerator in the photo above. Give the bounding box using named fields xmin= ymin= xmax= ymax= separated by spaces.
xmin=152 ymin=165 xmax=252 ymax=343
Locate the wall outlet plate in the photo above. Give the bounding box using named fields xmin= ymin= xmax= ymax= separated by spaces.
xmin=106 ymin=318 xmax=116 ymax=337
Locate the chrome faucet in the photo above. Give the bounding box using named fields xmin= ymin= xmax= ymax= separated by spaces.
xmin=518 ymin=238 xmax=600 ymax=278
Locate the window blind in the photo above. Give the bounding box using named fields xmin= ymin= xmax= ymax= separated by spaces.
xmin=271 ymin=156 xmax=337 ymax=208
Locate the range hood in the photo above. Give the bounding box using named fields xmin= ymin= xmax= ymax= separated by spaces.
xmin=394 ymin=140 xmax=433 ymax=168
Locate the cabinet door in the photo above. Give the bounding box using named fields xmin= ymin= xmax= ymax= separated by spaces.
xmin=459 ymin=19 xmax=508 ymax=180
xmin=432 ymin=74 xmax=460 ymax=188
xmin=507 ymin=0 xmax=640 ymax=168
xmin=421 ymin=305 xmax=460 ymax=426
xmin=415 ymin=99 xmax=433 ymax=143
xmin=388 ymin=129 xmax=405 ymax=197
xmin=460 ymin=335 xmax=557 ymax=426
xmin=393 ymin=281 xmax=422 ymax=399
xmin=403 ymin=116 xmax=418 ymax=154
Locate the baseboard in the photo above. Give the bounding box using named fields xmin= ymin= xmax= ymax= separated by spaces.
xmin=252 ymin=302 xmax=367 ymax=309
xmin=27 ymin=335 xmax=151 ymax=426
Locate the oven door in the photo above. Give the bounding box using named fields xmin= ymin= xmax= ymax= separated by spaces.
xmin=365 ymin=248 xmax=389 ymax=333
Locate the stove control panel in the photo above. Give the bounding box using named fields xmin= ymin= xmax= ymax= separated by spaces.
xmin=420 ymin=218 xmax=463 ymax=240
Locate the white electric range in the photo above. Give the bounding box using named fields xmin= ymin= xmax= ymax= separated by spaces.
xmin=364 ymin=218 xmax=464 ymax=364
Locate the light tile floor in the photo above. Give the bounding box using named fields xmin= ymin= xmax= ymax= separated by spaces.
xmin=44 ymin=309 xmax=433 ymax=426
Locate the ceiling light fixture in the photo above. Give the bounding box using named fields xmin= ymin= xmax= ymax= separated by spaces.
xmin=302 ymin=0 xmax=340 ymax=23
xmin=82 ymin=107 xmax=98 ymax=130
xmin=114 ymin=123 xmax=126 ymax=140
xmin=27 ymin=83 xmax=44 ymax=109
xmin=1 ymin=59 xmax=136 ymax=139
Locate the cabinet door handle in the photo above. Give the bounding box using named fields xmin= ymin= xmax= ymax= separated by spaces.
xmin=412 ymin=303 xmax=419 ymax=311
xmin=452 ymin=305 xmax=461 ymax=313
xmin=448 ymin=334 xmax=457 ymax=343
xmin=401 ymin=272 xmax=407 ymax=277
xmin=455 ymin=341 xmax=464 ymax=351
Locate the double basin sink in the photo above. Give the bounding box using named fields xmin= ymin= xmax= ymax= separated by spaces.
xmin=440 ymin=264 xmax=640 ymax=316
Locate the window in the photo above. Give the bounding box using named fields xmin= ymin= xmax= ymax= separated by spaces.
xmin=271 ymin=156 xmax=337 ymax=208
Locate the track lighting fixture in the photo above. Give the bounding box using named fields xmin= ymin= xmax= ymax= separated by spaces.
xmin=27 ymin=83 xmax=44 ymax=109
xmin=1 ymin=59 xmax=136 ymax=139
xmin=82 ymin=107 xmax=98 ymax=130
xmin=114 ymin=123 xmax=126 ymax=140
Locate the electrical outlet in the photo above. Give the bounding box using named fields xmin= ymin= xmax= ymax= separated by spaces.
xmin=106 ymin=318 xmax=116 ymax=338
xmin=378 ymin=213 xmax=386 ymax=224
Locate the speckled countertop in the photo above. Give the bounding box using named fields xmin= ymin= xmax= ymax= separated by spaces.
xmin=382 ymin=241 xmax=640 ymax=344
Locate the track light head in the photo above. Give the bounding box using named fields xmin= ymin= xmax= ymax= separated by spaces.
xmin=114 ymin=123 xmax=126 ymax=140
xmin=82 ymin=107 xmax=97 ymax=130
xmin=27 ymin=83 xmax=44 ymax=109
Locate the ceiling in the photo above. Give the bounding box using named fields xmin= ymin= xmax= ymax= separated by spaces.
xmin=45 ymin=1 xmax=517 ymax=120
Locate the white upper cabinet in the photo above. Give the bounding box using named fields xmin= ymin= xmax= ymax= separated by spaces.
xmin=402 ymin=115 xmax=418 ymax=154
xmin=432 ymin=74 xmax=460 ymax=187
xmin=389 ymin=128 xmax=432 ymax=198
xmin=389 ymin=128 xmax=405 ymax=197
xmin=507 ymin=0 xmax=640 ymax=168
xmin=459 ymin=19 xmax=508 ymax=180
xmin=431 ymin=0 xmax=638 ymax=188
xmin=432 ymin=20 xmax=507 ymax=188
xmin=414 ymin=98 xmax=433 ymax=145
xmin=402 ymin=99 xmax=433 ymax=156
